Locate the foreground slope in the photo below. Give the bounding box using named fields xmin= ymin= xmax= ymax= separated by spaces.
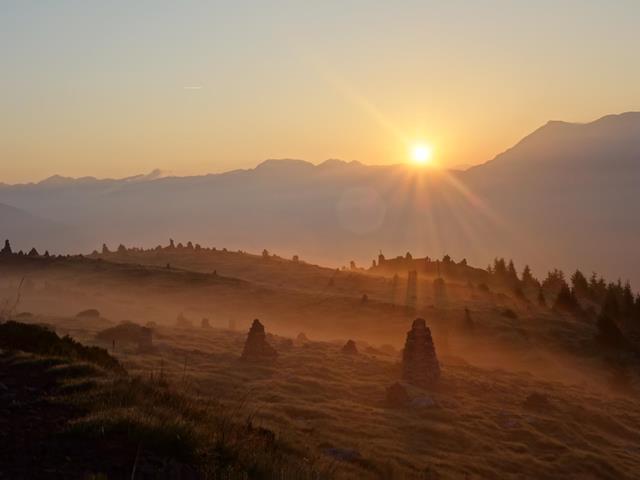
xmin=13 ymin=317 xmax=640 ymax=480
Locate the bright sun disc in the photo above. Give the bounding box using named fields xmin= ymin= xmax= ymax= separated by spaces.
xmin=411 ymin=144 xmax=433 ymax=165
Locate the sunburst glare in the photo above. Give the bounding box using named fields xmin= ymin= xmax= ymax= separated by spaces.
xmin=411 ymin=144 xmax=433 ymax=166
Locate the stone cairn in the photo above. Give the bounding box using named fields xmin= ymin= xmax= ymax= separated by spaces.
xmin=341 ymin=339 xmax=358 ymax=355
xmin=401 ymin=318 xmax=441 ymax=388
xmin=1 ymin=240 xmax=12 ymax=255
xmin=241 ymin=319 xmax=277 ymax=362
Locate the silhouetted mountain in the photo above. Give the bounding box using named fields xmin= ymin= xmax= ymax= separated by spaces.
xmin=0 ymin=203 xmax=73 ymax=253
xmin=463 ymin=111 xmax=640 ymax=283
xmin=0 ymin=113 xmax=638 ymax=283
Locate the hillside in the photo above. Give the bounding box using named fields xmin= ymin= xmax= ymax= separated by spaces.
xmin=1 ymin=246 xmax=640 ymax=478
xmin=0 ymin=322 xmax=323 ymax=479
xmin=3 ymin=317 xmax=639 ymax=479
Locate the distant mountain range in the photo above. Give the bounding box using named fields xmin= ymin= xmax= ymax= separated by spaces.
xmin=1 ymin=112 xmax=639 ymax=285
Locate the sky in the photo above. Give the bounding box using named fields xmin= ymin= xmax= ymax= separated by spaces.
xmin=1 ymin=0 xmax=640 ymax=183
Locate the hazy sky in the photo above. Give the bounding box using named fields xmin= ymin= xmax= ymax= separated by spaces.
xmin=2 ymin=1 xmax=639 ymax=182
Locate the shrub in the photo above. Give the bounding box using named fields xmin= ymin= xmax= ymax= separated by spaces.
xmin=0 ymin=321 xmax=124 ymax=373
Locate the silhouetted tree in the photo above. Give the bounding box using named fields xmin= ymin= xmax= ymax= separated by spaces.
xmin=28 ymin=248 xmax=39 ymax=257
xmin=571 ymin=270 xmax=589 ymax=298
xmin=554 ymin=284 xmax=580 ymax=313
xmin=621 ymin=281 xmax=635 ymax=318
xmin=349 ymin=260 xmax=356 ymax=270
xmin=262 ymin=249 xmax=270 ymax=258
xmin=602 ymin=284 xmax=620 ymax=319
xmin=596 ymin=311 xmax=626 ymax=348
xmin=187 ymin=241 xmax=194 ymax=249
xmin=507 ymin=260 xmax=519 ymax=286
xmin=542 ymin=269 xmax=567 ymax=299
xmin=521 ymin=265 xmax=536 ymax=286
xmin=589 ymin=272 xmax=607 ymax=302
xmin=537 ymin=287 xmax=546 ymax=307
xmin=117 ymin=244 xmax=126 ymax=254
xmin=101 ymin=243 xmax=110 ymax=254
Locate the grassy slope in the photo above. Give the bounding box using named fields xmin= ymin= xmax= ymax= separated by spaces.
xmin=44 ymin=321 xmax=638 ymax=480
xmin=3 ymin=254 xmax=640 ymax=478
xmin=0 ymin=324 xmax=331 ymax=479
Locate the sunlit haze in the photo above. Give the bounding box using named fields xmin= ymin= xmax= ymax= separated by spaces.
xmin=2 ymin=2 xmax=640 ymax=182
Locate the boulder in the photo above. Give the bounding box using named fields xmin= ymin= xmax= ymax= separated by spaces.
xmin=96 ymin=321 xmax=153 ymax=352
xmin=341 ymin=339 xmax=358 ymax=355
xmin=385 ymin=382 xmax=409 ymax=408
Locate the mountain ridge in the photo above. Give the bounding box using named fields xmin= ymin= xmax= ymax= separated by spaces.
xmin=0 ymin=112 xmax=639 ymax=285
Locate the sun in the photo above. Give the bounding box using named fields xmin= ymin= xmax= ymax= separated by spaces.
xmin=410 ymin=143 xmax=433 ymax=166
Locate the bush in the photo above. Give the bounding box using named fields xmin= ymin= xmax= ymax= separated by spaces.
xmin=0 ymin=321 xmax=124 ymax=373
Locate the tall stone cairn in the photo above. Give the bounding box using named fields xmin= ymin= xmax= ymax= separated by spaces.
xmin=401 ymin=318 xmax=441 ymax=388
xmin=241 ymin=319 xmax=278 ymax=362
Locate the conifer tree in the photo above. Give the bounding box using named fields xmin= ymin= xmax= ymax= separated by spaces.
xmin=522 ymin=265 xmax=536 ymax=286
xmin=571 ymin=270 xmax=589 ymax=298
xmin=537 ymin=287 xmax=546 ymax=307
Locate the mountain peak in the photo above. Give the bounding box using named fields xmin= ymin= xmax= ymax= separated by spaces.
xmin=255 ymin=159 xmax=315 ymax=171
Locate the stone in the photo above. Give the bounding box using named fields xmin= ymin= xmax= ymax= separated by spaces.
xmin=241 ymin=319 xmax=277 ymax=362
xmin=385 ymin=382 xmax=409 ymax=408
xmin=410 ymin=395 xmax=436 ymax=408
xmin=401 ymin=318 xmax=441 ymax=388
xmin=341 ymin=339 xmax=358 ymax=355
xmin=96 ymin=321 xmax=153 ymax=352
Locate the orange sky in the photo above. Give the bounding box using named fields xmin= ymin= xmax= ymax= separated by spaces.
xmin=2 ymin=2 xmax=640 ymax=183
